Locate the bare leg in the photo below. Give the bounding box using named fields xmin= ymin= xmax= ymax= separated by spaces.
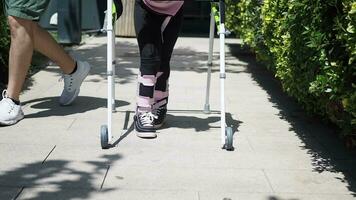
xmin=32 ymin=23 xmax=75 ymax=74
xmin=6 ymin=16 xmax=34 ymax=101
xmin=6 ymin=16 xmax=75 ymax=101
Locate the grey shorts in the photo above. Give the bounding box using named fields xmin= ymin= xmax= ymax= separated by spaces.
xmin=4 ymin=0 xmax=50 ymax=21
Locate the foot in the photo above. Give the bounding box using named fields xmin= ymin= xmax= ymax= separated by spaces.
xmin=153 ymin=104 xmax=167 ymax=129
xmin=0 ymin=90 xmax=24 ymax=126
xmin=134 ymin=111 xmax=157 ymax=138
xmin=59 ymin=61 xmax=91 ymax=106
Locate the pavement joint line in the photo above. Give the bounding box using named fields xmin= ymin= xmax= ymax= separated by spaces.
xmin=262 ymin=169 xmax=276 ymax=193
xmin=13 ymin=186 xmax=25 ymax=200
xmin=41 ymin=145 xmax=56 ymax=164
xmin=245 ymin=135 xmax=256 ymax=152
xmin=100 ymin=165 xmax=110 ymax=191
xmin=66 ymin=118 xmax=77 ymax=131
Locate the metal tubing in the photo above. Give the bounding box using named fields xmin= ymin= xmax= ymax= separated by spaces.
xmin=107 ymin=0 xmax=113 ymax=142
xmin=112 ymin=24 xmax=116 ymax=113
xmin=207 ymin=7 xmax=215 ymax=66
xmin=204 ymin=7 xmax=216 ymax=114
xmin=219 ymin=0 xmax=226 ymax=145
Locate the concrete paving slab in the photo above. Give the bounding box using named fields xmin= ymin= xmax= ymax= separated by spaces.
xmin=245 ymin=135 xmax=320 ymax=153
xmin=0 ymin=130 xmax=63 ymax=146
xmin=0 ymin=144 xmax=53 ymax=172
xmin=198 ymin=192 xmax=275 ymax=200
xmin=237 ymin=122 xmax=299 ymax=138
xmin=199 ymin=192 xmax=356 ymax=200
xmin=47 ymin=145 xmax=123 ymax=163
xmin=0 ymin=36 xmax=354 ymax=199
xmin=265 ymin=169 xmax=356 ymax=195
xmin=18 ymin=187 xmax=198 ymax=200
xmin=104 ymin=166 xmax=273 ymax=193
xmin=0 ymin=116 xmax=75 ymax=132
xmin=0 ymin=160 xmax=108 ymax=190
xmin=0 ymin=186 xmax=21 ymax=200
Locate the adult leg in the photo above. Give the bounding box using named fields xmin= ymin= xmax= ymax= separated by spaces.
xmin=32 ymin=23 xmax=75 ymax=74
xmin=0 ymin=16 xmax=31 ymax=125
xmin=6 ymin=16 xmax=35 ymax=101
xmin=6 ymin=18 xmax=77 ymax=100
xmin=1 ymin=0 xmax=90 ymax=126
xmin=29 ymin=21 xmax=90 ymax=106
xmin=5 ymin=0 xmax=76 ymax=101
xmin=6 ymin=17 xmax=78 ymax=101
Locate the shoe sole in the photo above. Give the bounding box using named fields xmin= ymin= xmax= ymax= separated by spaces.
xmin=60 ymin=63 xmax=90 ymax=106
xmin=135 ymin=131 xmax=157 ymax=139
xmin=0 ymin=114 xmax=24 ymax=126
xmin=134 ymin=115 xmax=157 ymax=138
xmin=60 ymin=89 xmax=80 ymax=106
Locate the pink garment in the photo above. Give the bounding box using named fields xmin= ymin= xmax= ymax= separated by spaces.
xmin=143 ymin=0 xmax=184 ymax=16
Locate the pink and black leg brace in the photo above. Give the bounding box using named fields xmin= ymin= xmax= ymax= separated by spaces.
xmin=134 ymin=0 xmax=183 ymax=113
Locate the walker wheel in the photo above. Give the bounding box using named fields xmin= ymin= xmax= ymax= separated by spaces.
xmin=224 ymin=127 xmax=234 ymax=151
xmin=100 ymin=125 xmax=110 ymax=149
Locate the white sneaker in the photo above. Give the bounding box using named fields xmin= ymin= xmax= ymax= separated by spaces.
xmin=59 ymin=61 xmax=91 ymax=106
xmin=0 ymin=90 xmax=24 ymax=126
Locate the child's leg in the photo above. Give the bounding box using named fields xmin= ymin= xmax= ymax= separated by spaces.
xmin=134 ymin=0 xmax=165 ymax=113
xmin=154 ymin=8 xmax=184 ymax=108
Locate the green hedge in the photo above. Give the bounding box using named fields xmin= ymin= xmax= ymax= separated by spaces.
xmin=0 ymin=1 xmax=10 ymax=87
xmin=226 ymin=0 xmax=356 ymax=136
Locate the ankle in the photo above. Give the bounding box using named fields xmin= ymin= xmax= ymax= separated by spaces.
xmin=69 ymin=62 xmax=78 ymax=75
xmin=9 ymin=98 xmax=20 ymax=105
xmin=4 ymin=91 xmax=20 ymax=102
xmin=63 ymin=61 xmax=77 ymax=75
xmin=137 ymin=106 xmax=152 ymax=114
xmin=7 ymin=94 xmax=20 ymax=105
xmin=153 ymin=99 xmax=168 ymax=109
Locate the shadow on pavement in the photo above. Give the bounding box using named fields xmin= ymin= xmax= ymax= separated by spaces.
xmin=268 ymin=197 xmax=299 ymax=200
xmin=22 ymin=96 xmax=130 ymax=119
xmin=69 ymin=36 xmax=246 ymax=87
xmin=227 ymin=42 xmax=356 ymax=197
xmin=0 ymin=154 xmax=121 ymax=199
xmin=163 ymin=112 xmax=242 ymax=133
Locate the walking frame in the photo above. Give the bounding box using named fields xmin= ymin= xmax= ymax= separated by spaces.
xmin=100 ymin=0 xmax=234 ymax=151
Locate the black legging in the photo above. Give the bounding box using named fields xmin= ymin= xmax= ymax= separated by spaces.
xmin=134 ymin=0 xmax=183 ymax=111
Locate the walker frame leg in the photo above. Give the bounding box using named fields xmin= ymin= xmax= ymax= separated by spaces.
xmin=217 ymin=0 xmax=233 ymax=151
xmin=204 ymin=6 xmax=216 ymax=114
xmin=101 ymin=0 xmax=115 ymax=149
xmin=111 ymin=25 xmax=116 ymax=113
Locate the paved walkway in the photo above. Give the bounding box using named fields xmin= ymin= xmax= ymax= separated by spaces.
xmin=0 ymin=36 xmax=356 ymax=200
